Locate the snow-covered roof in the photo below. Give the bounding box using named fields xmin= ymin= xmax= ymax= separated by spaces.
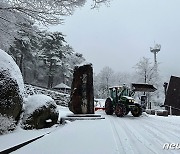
xmin=53 ymin=83 xmax=71 ymax=89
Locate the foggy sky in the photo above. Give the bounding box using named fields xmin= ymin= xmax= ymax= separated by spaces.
xmin=49 ymin=0 xmax=180 ymax=81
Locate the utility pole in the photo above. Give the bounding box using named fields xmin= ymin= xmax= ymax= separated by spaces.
xmin=150 ymin=43 xmax=161 ymax=99
xmin=150 ymin=43 xmax=161 ymax=69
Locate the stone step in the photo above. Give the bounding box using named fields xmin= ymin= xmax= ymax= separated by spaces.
xmin=62 ymin=114 xmax=105 ymax=121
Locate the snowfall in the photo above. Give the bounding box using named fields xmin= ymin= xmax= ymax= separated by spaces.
xmin=0 ymin=49 xmax=180 ymax=154
xmin=0 ymin=99 xmax=180 ymax=154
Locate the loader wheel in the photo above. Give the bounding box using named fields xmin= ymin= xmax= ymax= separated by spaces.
xmin=131 ymin=104 xmax=142 ymax=117
xmin=125 ymin=107 xmax=130 ymax=115
xmin=105 ymin=98 xmax=114 ymax=115
xmin=115 ymin=104 xmax=126 ymax=117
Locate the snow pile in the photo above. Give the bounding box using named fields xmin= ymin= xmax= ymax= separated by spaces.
xmin=23 ymin=94 xmax=57 ymax=116
xmin=22 ymin=94 xmax=59 ymax=129
xmin=0 ymin=114 xmax=16 ymax=135
xmin=94 ymin=99 xmax=105 ymax=107
xmin=0 ymin=49 xmax=24 ymax=95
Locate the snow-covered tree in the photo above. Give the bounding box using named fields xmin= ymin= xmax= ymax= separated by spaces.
xmin=2 ymin=0 xmax=109 ymax=25
xmin=0 ymin=0 xmax=109 ymax=51
xmin=8 ymin=22 xmax=42 ymax=81
xmin=39 ymin=31 xmax=66 ymax=88
xmin=133 ymin=57 xmax=163 ymax=105
xmin=39 ymin=31 xmax=86 ymax=88
xmin=134 ymin=57 xmax=157 ymax=84
xmin=62 ymin=46 xmax=85 ymax=85
xmin=113 ymin=72 xmax=133 ymax=86
xmin=0 ymin=1 xmax=32 ymax=51
xmin=94 ymin=66 xmax=114 ymax=98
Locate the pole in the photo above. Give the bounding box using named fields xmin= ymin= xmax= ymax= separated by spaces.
xmin=170 ymin=106 xmax=172 ymax=115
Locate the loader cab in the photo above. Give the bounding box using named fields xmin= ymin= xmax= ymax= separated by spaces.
xmin=109 ymin=85 xmax=134 ymax=104
xmin=109 ymin=86 xmax=123 ymax=99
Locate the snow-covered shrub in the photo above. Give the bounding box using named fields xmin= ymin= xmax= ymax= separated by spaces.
xmin=22 ymin=94 xmax=59 ymax=129
xmin=0 ymin=114 xmax=16 ymax=135
xmin=0 ymin=49 xmax=24 ymax=129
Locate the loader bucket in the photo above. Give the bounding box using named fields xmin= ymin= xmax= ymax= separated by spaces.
xmin=131 ymin=83 xmax=157 ymax=92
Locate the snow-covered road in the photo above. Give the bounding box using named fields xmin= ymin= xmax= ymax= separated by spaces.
xmin=1 ymin=109 xmax=180 ymax=154
xmin=106 ymin=114 xmax=180 ymax=154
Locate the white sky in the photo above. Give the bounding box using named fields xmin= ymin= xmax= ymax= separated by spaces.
xmin=49 ymin=0 xmax=180 ymax=80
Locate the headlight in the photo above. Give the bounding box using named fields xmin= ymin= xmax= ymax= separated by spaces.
xmin=129 ymin=99 xmax=134 ymax=103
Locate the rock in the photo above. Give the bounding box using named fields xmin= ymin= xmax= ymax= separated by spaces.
xmin=0 ymin=50 xmax=24 ymax=125
xmin=69 ymin=63 xmax=94 ymax=114
xmin=22 ymin=94 xmax=59 ymax=129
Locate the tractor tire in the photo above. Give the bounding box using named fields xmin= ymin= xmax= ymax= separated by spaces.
xmin=131 ymin=103 xmax=142 ymax=117
xmin=105 ymin=98 xmax=114 ymax=115
xmin=115 ymin=104 xmax=126 ymax=117
xmin=125 ymin=107 xmax=130 ymax=115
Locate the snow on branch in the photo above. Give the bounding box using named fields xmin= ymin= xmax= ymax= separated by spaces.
xmin=91 ymin=0 xmax=110 ymax=9
xmin=2 ymin=0 xmax=87 ymax=25
xmin=1 ymin=0 xmax=110 ymax=25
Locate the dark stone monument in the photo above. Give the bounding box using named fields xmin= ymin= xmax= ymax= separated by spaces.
xmin=69 ymin=63 xmax=94 ymax=114
xmin=164 ymin=76 xmax=180 ymax=115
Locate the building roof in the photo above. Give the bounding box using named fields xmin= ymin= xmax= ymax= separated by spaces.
xmin=131 ymin=83 xmax=157 ymax=92
xmin=54 ymin=83 xmax=71 ymax=90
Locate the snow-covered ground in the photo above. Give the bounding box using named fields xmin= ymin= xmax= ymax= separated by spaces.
xmin=0 ymin=106 xmax=180 ymax=154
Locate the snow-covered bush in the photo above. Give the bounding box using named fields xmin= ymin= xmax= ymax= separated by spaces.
xmin=0 ymin=114 xmax=16 ymax=135
xmin=0 ymin=49 xmax=24 ymax=133
xmin=22 ymin=94 xmax=59 ymax=129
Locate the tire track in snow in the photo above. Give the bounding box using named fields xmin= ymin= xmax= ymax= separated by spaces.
xmin=120 ymin=116 xmax=179 ymax=154
xmin=111 ymin=117 xmax=141 ymax=154
xmin=107 ymin=115 xmax=125 ymax=154
xmin=143 ymin=116 xmax=180 ymax=132
xmin=120 ymin=117 xmax=160 ymax=154
xmin=141 ymin=125 xmax=178 ymax=154
xmin=140 ymin=118 xmax=180 ymax=144
xmin=140 ymin=117 xmax=180 ymax=138
xmin=102 ymin=111 xmax=179 ymax=154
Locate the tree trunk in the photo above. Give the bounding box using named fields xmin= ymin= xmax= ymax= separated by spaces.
xmin=23 ymin=60 xmax=26 ymax=82
xmin=19 ymin=53 xmax=23 ymax=73
xmin=47 ymin=59 xmax=53 ymax=89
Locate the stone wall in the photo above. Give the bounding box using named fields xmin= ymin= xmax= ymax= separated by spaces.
xmin=25 ymin=84 xmax=69 ymax=107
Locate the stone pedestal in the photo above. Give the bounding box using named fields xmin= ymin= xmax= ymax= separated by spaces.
xmin=69 ymin=64 xmax=94 ymax=114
